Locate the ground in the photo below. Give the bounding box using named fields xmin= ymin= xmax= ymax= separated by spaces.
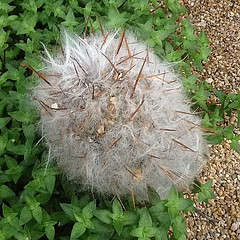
xmin=178 ymin=1 xmax=240 ymax=239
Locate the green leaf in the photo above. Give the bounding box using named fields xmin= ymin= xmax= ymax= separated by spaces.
xmin=62 ymin=9 xmax=79 ymax=27
xmin=139 ymin=208 xmax=152 ymax=228
xmin=6 ymin=144 xmax=26 ymax=155
xmin=94 ymin=209 xmax=112 ymax=225
xmin=198 ymin=31 xmax=210 ymax=47
xmin=0 ymin=1 xmax=16 ymax=12
xmin=167 ymin=185 xmax=178 ymax=201
xmin=228 ymin=99 xmax=240 ymax=109
xmin=210 ymin=107 xmax=224 ymax=125
xmin=32 ymin=206 xmax=42 ymax=223
xmin=132 ymin=0 xmax=150 ymax=12
xmin=2 ymin=203 xmax=13 ymax=218
xmin=192 ymin=83 xmax=210 ymax=110
xmin=0 ymin=131 xmax=8 ymax=155
xmin=198 ymin=180 xmax=215 ymax=203
xmin=181 ymin=18 xmax=197 ymax=40
xmin=166 ymin=0 xmax=187 ymax=13
xmin=206 ymin=134 xmax=224 ymax=145
xmin=166 ymin=50 xmax=186 ymax=62
xmin=172 ymin=215 xmax=187 ymax=238
xmin=15 ymin=38 xmax=34 ymax=53
xmin=214 ymin=90 xmax=226 ymax=105
xmin=5 ymin=155 xmax=17 ymax=168
xmin=71 ymin=222 xmax=86 ymax=239
xmin=0 ymin=231 xmax=5 ymax=240
xmin=0 ymin=28 xmax=9 ymax=50
xmin=228 ymin=93 xmax=240 ymax=101
xmin=153 ymin=29 xmax=172 ymax=43
xmin=222 ymin=125 xmax=234 ymax=140
xmin=41 ymin=208 xmax=51 ymax=223
xmin=123 ymin=211 xmax=138 ymax=225
xmin=0 ymin=117 xmax=11 ymax=130
xmin=148 ymin=187 xmax=161 ymax=205
xmin=193 ymin=53 xmax=203 ymax=70
xmin=144 ymin=227 xmax=159 ymax=238
xmin=203 ymin=113 xmax=213 ymax=128
xmin=190 ymin=179 xmax=202 ymax=194
xmin=138 ymin=19 xmax=153 ymax=36
xmin=183 ymin=39 xmax=198 ymax=51
xmin=107 ymin=7 xmax=127 ymax=28
xmin=20 ymin=206 xmax=32 ymax=225
xmin=131 ymin=226 xmax=158 ymax=239
xmin=237 ymin=111 xmax=240 ymax=127
xmin=77 ymin=195 xmax=91 ymax=209
xmin=45 ymin=175 xmax=56 ymax=194
xmin=165 ymin=187 xmax=179 ymax=219
xmin=2 ymin=225 xmax=16 ymax=239
xmin=60 ymin=203 xmax=80 ymax=220
xmin=91 ymin=218 xmax=114 ymax=235
xmin=182 ymin=75 xmax=198 ymax=90
xmin=23 ymin=124 xmax=35 ymax=143
xmin=231 ymin=135 xmax=240 ymax=152
xmin=112 ymin=199 xmax=123 ymax=216
xmin=150 ymin=199 xmax=167 ymax=213
xmin=0 ymin=184 xmax=15 ymax=198
xmin=8 ymin=111 xmax=31 ymax=123
xmin=25 ymin=193 xmax=37 ymax=206
xmin=0 ymin=15 xmax=18 ymax=28
xmin=74 ymin=212 xmax=94 ymax=229
xmin=131 ymin=227 xmax=144 ymax=238
xmin=82 ymin=200 xmax=96 ymax=218
xmin=1 ymin=64 xmax=20 ymax=82
xmin=199 ymin=45 xmax=211 ymax=62
xmin=45 ymin=225 xmax=55 ymax=240
xmin=177 ymin=235 xmax=187 ymax=240
xmin=113 ymin=218 xmax=124 ymax=235
xmin=87 ymin=235 xmax=102 ymax=240
xmin=5 ymin=165 xmax=23 ymax=176
xmin=21 ymin=0 xmax=39 ymax=13
xmin=83 ymin=1 xmax=92 ymax=19
xmin=16 ymin=13 xmax=38 ymax=35
xmin=177 ymin=198 xmax=194 ymax=212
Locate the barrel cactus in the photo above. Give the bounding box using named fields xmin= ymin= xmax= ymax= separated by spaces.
xmin=33 ymin=30 xmax=207 ymax=201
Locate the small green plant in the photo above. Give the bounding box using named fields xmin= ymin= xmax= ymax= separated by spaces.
xmin=0 ymin=0 xmax=236 ymax=239
xmin=0 ymin=178 xmax=215 ymax=240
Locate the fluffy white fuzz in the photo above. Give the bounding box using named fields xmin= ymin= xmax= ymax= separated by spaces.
xmin=34 ymin=30 xmax=207 ymax=201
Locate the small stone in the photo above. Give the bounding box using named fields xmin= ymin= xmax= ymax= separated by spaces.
xmin=206 ymin=78 xmax=213 ymax=84
xmin=231 ymin=222 xmax=240 ymax=231
xmin=218 ymin=190 xmax=223 ymax=196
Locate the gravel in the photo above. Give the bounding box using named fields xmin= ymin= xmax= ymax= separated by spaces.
xmin=185 ymin=141 xmax=240 ymax=240
xmin=177 ymin=0 xmax=240 ymax=239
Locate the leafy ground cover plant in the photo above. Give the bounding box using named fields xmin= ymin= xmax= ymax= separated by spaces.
xmin=1 ymin=0 xmax=237 ymax=239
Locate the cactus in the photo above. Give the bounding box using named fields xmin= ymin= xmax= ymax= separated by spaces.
xmin=33 ymin=30 xmax=207 ymax=201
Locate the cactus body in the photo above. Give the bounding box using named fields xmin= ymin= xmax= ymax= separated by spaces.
xmin=34 ymin=31 xmax=207 ymax=200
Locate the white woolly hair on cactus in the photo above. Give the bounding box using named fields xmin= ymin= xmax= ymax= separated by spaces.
xmin=33 ymin=29 xmax=207 ymax=201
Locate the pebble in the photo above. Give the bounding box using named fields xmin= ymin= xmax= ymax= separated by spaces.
xmin=206 ymin=78 xmax=213 ymax=84
xmin=231 ymin=222 xmax=240 ymax=232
